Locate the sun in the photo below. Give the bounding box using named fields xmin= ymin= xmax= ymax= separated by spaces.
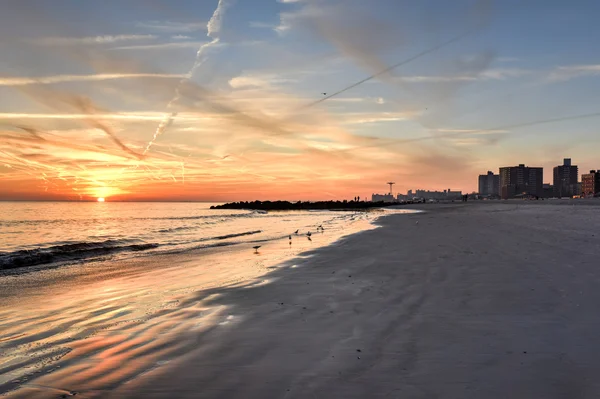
xmin=97 ymin=197 xmax=105 ymax=202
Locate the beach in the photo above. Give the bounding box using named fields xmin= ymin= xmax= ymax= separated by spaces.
xmin=3 ymin=201 xmax=600 ymax=398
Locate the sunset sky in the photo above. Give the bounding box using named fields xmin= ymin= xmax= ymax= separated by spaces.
xmin=1 ymin=0 xmax=600 ymax=201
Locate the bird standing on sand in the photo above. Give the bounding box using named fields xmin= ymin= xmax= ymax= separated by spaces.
xmin=307 ymin=236 xmax=312 ymax=241
xmin=288 ymin=235 xmax=292 ymax=240
xmin=253 ymin=245 xmax=261 ymax=253
xmin=306 ymin=231 xmax=312 ymax=237
xmin=294 ymin=229 xmax=299 ymax=234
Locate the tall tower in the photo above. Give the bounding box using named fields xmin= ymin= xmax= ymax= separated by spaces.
xmin=387 ymin=182 xmax=395 ymax=195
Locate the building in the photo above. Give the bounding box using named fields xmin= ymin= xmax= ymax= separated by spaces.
xmin=446 ymin=189 xmax=463 ymax=199
xmin=478 ymin=171 xmax=500 ymax=197
xmin=542 ymin=184 xmax=554 ymax=198
xmin=581 ymin=170 xmax=600 ymax=197
xmin=499 ymin=164 xmax=543 ymax=199
xmin=396 ymin=193 xmax=409 ymax=202
xmin=371 ymin=193 xmax=395 ymax=202
xmin=553 ymin=158 xmax=579 ymax=198
xmin=413 ymin=189 xmax=462 ymax=200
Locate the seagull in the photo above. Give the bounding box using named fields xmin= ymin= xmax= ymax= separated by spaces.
xmin=322 ymin=92 xmax=327 ymax=95
xmin=294 ymin=229 xmax=299 ymax=234
xmin=288 ymin=235 xmax=292 ymax=240
xmin=307 ymin=236 xmax=312 ymax=241
xmin=306 ymin=231 xmax=312 ymax=237
xmin=253 ymin=245 xmax=261 ymax=253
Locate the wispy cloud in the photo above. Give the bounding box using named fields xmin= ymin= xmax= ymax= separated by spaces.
xmin=480 ymin=68 xmax=531 ymax=80
xmin=34 ymin=35 xmax=156 ymax=45
xmin=112 ymin=41 xmax=211 ymax=50
xmin=228 ymin=74 xmax=296 ymax=89
xmin=0 ymin=73 xmax=185 ymax=86
xmin=431 ymin=128 xmax=508 ymax=135
xmin=171 ymin=35 xmax=192 ymax=40
xmin=397 ymin=76 xmax=478 ymax=83
xmin=340 ymin=112 xmax=413 ymax=125
xmin=391 ymin=68 xmax=531 ymax=84
xmin=135 ymin=21 xmax=207 ymax=33
xmin=0 ymin=112 xmax=216 ymax=121
xmin=547 ymin=64 xmax=600 ymax=82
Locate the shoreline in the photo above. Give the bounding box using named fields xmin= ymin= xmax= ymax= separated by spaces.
xmin=0 ymin=205 xmax=412 ymax=276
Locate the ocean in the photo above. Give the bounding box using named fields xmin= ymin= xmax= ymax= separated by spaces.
xmin=0 ymin=201 xmax=388 ymax=272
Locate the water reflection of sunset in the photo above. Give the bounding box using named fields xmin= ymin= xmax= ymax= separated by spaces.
xmin=0 ymin=213 xmax=376 ymax=398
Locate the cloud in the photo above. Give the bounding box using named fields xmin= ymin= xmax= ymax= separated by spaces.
xmin=340 ymin=112 xmax=413 ymax=125
xmin=480 ymin=68 xmax=531 ymax=80
xmin=547 ymin=64 xmax=600 ymax=82
xmin=34 ymin=35 xmax=156 ymax=45
xmin=0 ymin=112 xmax=216 ymax=122
xmin=172 ymin=35 xmax=192 ymax=40
xmin=111 ymin=41 xmax=212 ymax=50
xmin=206 ymin=0 xmax=231 ymax=39
xmin=0 ymin=73 xmax=185 ymax=86
xmin=278 ymin=0 xmax=303 ymax=2
xmin=391 ymin=69 xmax=530 ymax=83
xmin=432 ymin=128 xmax=508 ymax=135
xmin=397 ymin=76 xmax=478 ymax=83
xmin=135 ymin=21 xmax=207 ymax=33
xmin=228 ymin=74 xmax=296 ymax=89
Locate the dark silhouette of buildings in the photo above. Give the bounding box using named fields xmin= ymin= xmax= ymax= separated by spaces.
xmin=581 ymin=170 xmax=600 ymax=197
xmin=499 ymin=164 xmax=543 ymax=199
xmin=553 ymin=158 xmax=579 ymax=198
xmin=542 ymin=183 xmax=554 ymax=198
xmin=478 ymin=171 xmax=500 ymax=197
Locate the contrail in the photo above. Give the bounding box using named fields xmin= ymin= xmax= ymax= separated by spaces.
xmin=143 ymin=0 xmax=231 ymax=156
xmin=73 ymin=97 xmax=144 ymax=160
xmin=299 ymin=29 xmax=475 ymax=110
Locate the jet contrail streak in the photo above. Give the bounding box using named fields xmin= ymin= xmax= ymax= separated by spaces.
xmin=143 ymin=0 xmax=231 ymax=156
xmin=299 ymin=29 xmax=475 ymax=110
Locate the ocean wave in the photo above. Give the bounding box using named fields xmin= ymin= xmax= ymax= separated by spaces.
xmin=0 ymin=240 xmax=159 ymax=270
xmin=0 ymin=212 xmax=257 ymax=226
xmin=157 ymin=226 xmax=197 ymax=233
xmin=212 ymin=230 xmax=262 ymax=240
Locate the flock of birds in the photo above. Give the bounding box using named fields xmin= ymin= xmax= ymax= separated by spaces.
xmin=253 ymin=224 xmax=325 ymax=254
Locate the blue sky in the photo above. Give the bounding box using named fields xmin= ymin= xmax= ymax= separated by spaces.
xmin=1 ymin=0 xmax=599 ymax=200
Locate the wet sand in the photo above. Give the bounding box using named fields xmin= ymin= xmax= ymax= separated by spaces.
xmin=0 ymin=211 xmax=383 ymax=398
xmin=4 ymin=202 xmax=600 ymax=398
